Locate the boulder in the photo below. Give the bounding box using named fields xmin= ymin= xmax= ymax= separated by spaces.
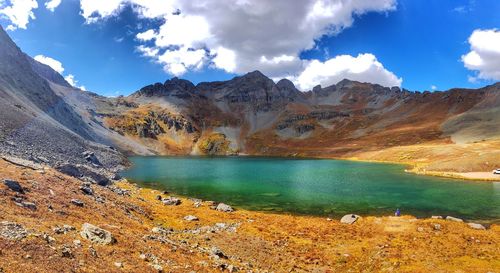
xmin=431 ymin=216 xmax=443 ymax=219
xmin=80 ymin=223 xmax=115 ymax=245
xmin=215 ymin=203 xmax=234 ymax=212
xmin=3 ymin=179 xmax=24 ymax=193
xmin=162 ymin=197 xmax=181 ymax=206
xmin=340 ymin=214 xmax=360 ymax=224
xmin=184 ymin=215 xmax=199 ymax=221
xmin=445 ymin=216 xmax=463 ymax=222
xmin=467 ymin=223 xmax=486 ymax=230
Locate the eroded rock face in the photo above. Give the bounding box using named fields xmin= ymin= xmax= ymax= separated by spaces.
xmin=340 ymin=214 xmax=360 ymax=224
xmin=80 ymin=223 xmax=115 ymax=245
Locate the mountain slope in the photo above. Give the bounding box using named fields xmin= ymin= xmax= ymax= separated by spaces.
xmin=0 ymin=26 xmax=124 ymax=170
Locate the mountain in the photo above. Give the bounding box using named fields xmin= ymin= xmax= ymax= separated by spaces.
xmin=0 ymin=25 xmax=125 ymax=173
xmin=0 ymin=25 xmax=498 ymax=175
xmin=100 ymin=70 xmax=499 ymax=173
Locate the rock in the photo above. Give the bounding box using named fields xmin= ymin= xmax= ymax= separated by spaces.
xmin=3 ymin=179 xmax=24 ymax=193
xmin=210 ymin=247 xmax=228 ymax=259
xmin=467 ymin=223 xmax=486 ymax=230
xmin=82 ymin=151 xmax=101 ymax=166
xmin=53 ymin=225 xmax=76 ymax=234
xmin=80 ymin=184 xmax=94 ymax=195
xmin=151 ymin=227 xmax=173 ymax=235
xmin=340 ymin=214 xmax=360 ymax=224
xmin=184 ymin=215 xmax=199 ymax=221
xmin=114 ymin=262 xmax=123 ymax=268
xmin=43 ymin=234 xmax=56 ymax=244
xmin=61 ymin=246 xmax=73 ymax=258
xmin=71 ymin=199 xmax=84 ymax=207
xmin=73 ymin=240 xmax=82 ymax=247
xmin=431 ymin=216 xmax=443 ymax=219
xmin=417 ymin=227 xmax=424 ymax=232
xmin=156 ymin=195 xmax=162 ymax=201
xmin=0 ymin=221 xmax=28 ymax=240
xmin=215 ymin=203 xmax=234 ymax=212
xmin=151 ymin=264 xmax=163 ymax=272
xmin=80 ymin=223 xmax=115 ymax=245
xmin=433 ymin=224 xmax=442 ymax=231
xmin=20 ymin=202 xmax=37 ymax=210
xmin=162 ymin=197 xmax=181 ymax=206
xmin=445 ymin=216 xmax=463 ymax=222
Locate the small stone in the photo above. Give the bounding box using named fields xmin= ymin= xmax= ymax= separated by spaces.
xmin=21 ymin=202 xmax=37 ymax=210
xmin=152 ymin=264 xmax=163 ymax=272
xmin=162 ymin=197 xmax=181 ymax=206
xmin=80 ymin=223 xmax=115 ymax=245
xmin=210 ymin=247 xmax=228 ymax=259
xmin=80 ymin=185 xmax=94 ymax=196
xmin=71 ymin=199 xmax=84 ymax=207
xmin=431 ymin=216 xmax=443 ymax=219
xmin=61 ymin=246 xmax=73 ymax=258
xmin=3 ymin=179 xmax=24 ymax=193
xmin=184 ymin=215 xmax=199 ymax=221
xmin=114 ymin=262 xmax=123 ymax=268
xmin=433 ymin=224 xmax=442 ymax=231
xmin=326 ymin=218 xmax=333 ymax=221
xmin=467 ymin=223 xmax=486 ymax=230
xmin=73 ymin=240 xmax=81 ymax=247
xmin=340 ymin=214 xmax=360 ymax=224
xmin=417 ymin=227 xmax=424 ymax=232
xmin=25 ymin=254 xmax=32 ymax=259
xmin=215 ymin=203 xmax=234 ymax=212
xmin=139 ymin=253 xmax=147 ymax=260
xmin=445 ymin=216 xmax=463 ymax=222
xmin=43 ymin=234 xmax=56 ymax=244
xmin=156 ymin=195 xmax=162 ymax=201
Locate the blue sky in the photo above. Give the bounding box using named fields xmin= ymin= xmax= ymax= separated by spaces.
xmin=1 ymin=0 xmax=499 ymax=96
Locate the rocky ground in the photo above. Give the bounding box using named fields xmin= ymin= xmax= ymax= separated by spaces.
xmin=1 ymin=158 xmax=499 ymax=273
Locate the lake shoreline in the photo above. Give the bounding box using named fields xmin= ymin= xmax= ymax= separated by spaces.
xmin=1 ymin=158 xmax=499 ymax=272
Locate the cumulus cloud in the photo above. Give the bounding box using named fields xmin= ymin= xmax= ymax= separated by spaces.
xmin=34 ymin=54 xmax=65 ymax=74
xmin=0 ymin=0 xmax=38 ymax=30
xmin=34 ymin=54 xmax=86 ymax=90
xmin=292 ymin=54 xmax=402 ymax=90
xmin=78 ymin=0 xmax=399 ymax=86
xmin=462 ymin=29 xmax=500 ymax=82
xmin=45 ymin=0 xmax=61 ymax=12
xmin=64 ymin=74 xmax=86 ymax=90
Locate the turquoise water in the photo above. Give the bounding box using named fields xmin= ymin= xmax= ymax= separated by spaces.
xmin=121 ymin=156 xmax=500 ymax=221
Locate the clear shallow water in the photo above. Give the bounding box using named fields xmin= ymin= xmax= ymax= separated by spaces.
xmin=121 ymin=156 xmax=500 ymax=221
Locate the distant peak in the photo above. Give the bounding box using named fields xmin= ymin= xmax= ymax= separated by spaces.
xmin=276 ymin=78 xmax=296 ymax=90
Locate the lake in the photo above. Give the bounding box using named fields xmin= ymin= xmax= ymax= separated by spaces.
xmin=121 ymin=156 xmax=500 ymax=221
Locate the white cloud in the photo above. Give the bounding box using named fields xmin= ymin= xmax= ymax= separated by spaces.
xmin=293 ymin=53 xmax=402 ymax=90
xmin=33 ymin=54 xmax=87 ymax=90
xmin=136 ymin=29 xmax=155 ymax=41
xmin=77 ymin=0 xmax=398 ymax=84
xmin=462 ymin=29 xmax=500 ymax=81
xmin=45 ymin=0 xmax=61 ymax=12
xmin=34 ymin=54 xmax=65 ymax=74
xmin=0 ymin=0 xmax=38 ymax=30
xmin=64 ymin=74 xmax=86 ymax=90
xmin=431 ymin=85 xmax=437 ymax=90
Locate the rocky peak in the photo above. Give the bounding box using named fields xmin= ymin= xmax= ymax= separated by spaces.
xmin=276 ymin=79 xmax=296 ymax=91
xmin=164 ymin=77 xmax=196 ymax=92
xmin=132 ymin=77 xmax=196 ymax=98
